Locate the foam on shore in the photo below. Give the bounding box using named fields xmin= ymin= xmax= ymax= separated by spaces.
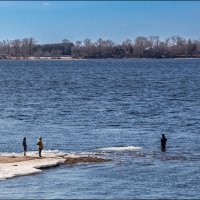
xmin=96 ymin=146 xmax=142 ymax=151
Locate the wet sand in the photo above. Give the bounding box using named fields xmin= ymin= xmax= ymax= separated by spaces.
xmin=64 ymin=156 xmax=111 ymax=164
xmin=0 ymin=156 xmax=38 ymax=163
xmin=0 ymin=155 xmax=111 ymax=164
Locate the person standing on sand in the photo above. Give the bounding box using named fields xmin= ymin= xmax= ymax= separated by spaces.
xmin=22 ymin=137 xmax=27 ymax=156
xmin=37 ymin=137 xmax=43 ymax=157
xmin=160 ymin=134 xmax=167 ymax=151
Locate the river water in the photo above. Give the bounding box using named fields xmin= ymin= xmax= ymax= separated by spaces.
xmin=0 ymin=58 xmax=200 ymax=199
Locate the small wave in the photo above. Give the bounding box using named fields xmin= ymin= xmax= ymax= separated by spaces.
xmin=161 ymin=155 xmax=187 ymax=161
xmin=169 ymin=98 xmax=195 ymax=102
xmin=96 ymin=146 xmax=142 ymax=151
xmin=78 ymin=152 xmax=107 ymax=156
xmin=42 ymin=150 xmax=65 ymax=155
xmin=109 ymin=124 xmax=121 ymax=127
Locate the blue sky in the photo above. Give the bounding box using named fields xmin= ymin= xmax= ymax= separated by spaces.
xmin=0 ymin=1 xmax=200 ymax=44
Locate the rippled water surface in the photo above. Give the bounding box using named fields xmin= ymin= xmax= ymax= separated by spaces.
xmin=0 ymin=59 xmax=200 ymax=199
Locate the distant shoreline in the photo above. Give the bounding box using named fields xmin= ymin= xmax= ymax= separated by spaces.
xmin=1 ymin=56 xmax=200 ymax=61
xmin=0 ymin=56 xmax=86 ymax=60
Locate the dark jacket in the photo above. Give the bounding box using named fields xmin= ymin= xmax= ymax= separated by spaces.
xmin=22 ymin=138 xmax=27 ymax=151
xmin=161 ymin=135 xmax=167 ymax=147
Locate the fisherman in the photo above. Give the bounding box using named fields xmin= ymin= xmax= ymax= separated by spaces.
xmin=160 ymin=134 xmax=167 ymax=151
xmin=37 ymin=137 xmax=43 ymax=158
xmin=22 ymin=137 xmax=27 ymax=156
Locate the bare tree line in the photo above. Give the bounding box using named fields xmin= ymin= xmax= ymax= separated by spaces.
xmin=0 ymin=36 xmax=200 ymax=59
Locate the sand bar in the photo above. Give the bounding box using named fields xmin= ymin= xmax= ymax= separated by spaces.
xmin=0 ymin=151 xmax=111 ymax=180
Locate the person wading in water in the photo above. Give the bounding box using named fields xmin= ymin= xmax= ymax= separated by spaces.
xmin=160 ymin=134 xmax=167 ymax=152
